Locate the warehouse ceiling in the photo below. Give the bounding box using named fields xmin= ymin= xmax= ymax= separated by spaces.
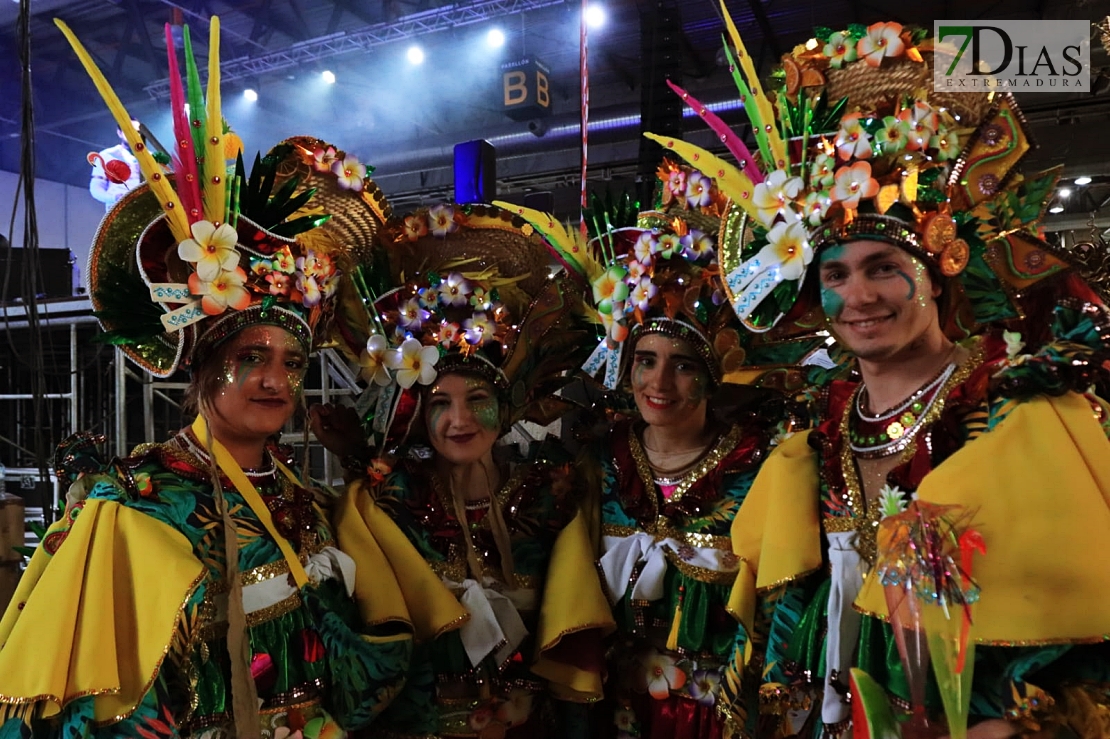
xmin=3 ymin=0 xmax=1110 ymax=225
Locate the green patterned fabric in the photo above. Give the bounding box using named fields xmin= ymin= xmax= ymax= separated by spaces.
xmin=0 ymin=429 xmax=410 ymax=738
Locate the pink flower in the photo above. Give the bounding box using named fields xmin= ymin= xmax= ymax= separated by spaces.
xmin=667 ymin=169 xmax=687 ymax=200
xmin=439 ymin=321 xmax=461 ymax=347
xmin=857 ymin=22 xmax=905 ymax=68
xmin=313 ymin=146 xmax=338 ymax=173
xmin=832 ymin=161 xmax=880 ymax=209
xmin=629 ymin=277 xmax=658 ymax=312
xmin=428 ymin=204 xmax=458 ymax=237
xmin=684 ymin=171 xmax=712 ymax=208
xmin=266 ymin=271 xmax=292 ymax=296
xmin=627 ymin=259 xmax=648 ymax=282
xmin=332 ymin=155 xmax=366 ymax=191
xmin=835 ymin=113 xmax=872 ymax=161
xmin=636 ymin=650 xmax=686 ymax=700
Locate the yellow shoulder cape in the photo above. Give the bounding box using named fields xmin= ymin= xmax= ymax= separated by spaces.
xmin=0 ymin=498 xmax=205 ymax=722
xmin=728 ymin=394 xmax=1110 ymax=647
xmin=857 ymin=392 xmax=1110 ymax=644
xmin=332 ymin=479 xmax=468 ymax=641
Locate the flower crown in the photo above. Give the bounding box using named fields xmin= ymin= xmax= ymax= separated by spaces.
xmin=61 ymin=18 xmax=387 ymax=376
xmin=648 ymin=2 xmax=1060 ymax=339
xmin=347 ymin=202 xmax=588 ymax=452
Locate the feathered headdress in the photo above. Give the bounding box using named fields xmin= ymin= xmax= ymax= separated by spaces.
xmin=341 ymin=203 xmax=590 ymax=452
xmin=59 ymin=19 xmax=390 ymax=376
xmin=650 ymin=3 xmax=1088 ymax=342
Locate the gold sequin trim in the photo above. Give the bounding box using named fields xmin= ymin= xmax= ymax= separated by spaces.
xmin=600 ymin=523 xmax=731 ymax=551
xmin=831 ymin=339 xmax=984 ymax=564
xmin=664 ymin=548 xmax=737 ymax=584
xmin=629 ymin=424 xmax=745 ymax=509
xmin=537 ymin=620 xmax=617 ymax=652
xmin=206 ymin=538 xmax=327 ymax=595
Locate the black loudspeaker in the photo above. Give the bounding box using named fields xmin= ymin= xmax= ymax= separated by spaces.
xmin=0 ymin=247 xmax=75 ymax=303
xmin=454 ymin=140 xmax=497 ymax=205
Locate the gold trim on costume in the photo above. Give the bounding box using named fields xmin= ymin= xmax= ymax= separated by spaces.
xmin=628 ymin=423 xmax=745 ymax=507
xmin=830 ymin=339 xmax=984 ymax=563
xmin=664 ymin=548 xmax=737 ymax=584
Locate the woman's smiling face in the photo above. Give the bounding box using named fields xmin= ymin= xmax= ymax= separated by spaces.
xmin=424 ymin=372 xmax=501 ymax=465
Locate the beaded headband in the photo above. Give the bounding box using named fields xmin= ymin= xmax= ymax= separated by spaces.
xmin=626 ymin=317 xmax=722 ymax=386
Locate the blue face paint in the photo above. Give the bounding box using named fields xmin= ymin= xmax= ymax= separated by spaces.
xmin=895 ymin=268 xmax=916 ymax=301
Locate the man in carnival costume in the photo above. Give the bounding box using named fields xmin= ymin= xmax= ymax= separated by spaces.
xmin=506 ymin=161 xmax=826 ymax=739
xmin=0 ymin=18 xmax=413 ymax=738
xmin=655 ymin=6 xmax=1110 ymax=738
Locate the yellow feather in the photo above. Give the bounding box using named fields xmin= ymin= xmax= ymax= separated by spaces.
xmin=492 ymin=200 xmax=604 ymax=282
xmin=204 ymin=17 xmax=225 ymax=223
xmin=54 ymin=19 xmax=189 ymax=244
xmin=718 ymin=0 xmax=787 ymax=169
xmin=643 ymin=133 xmax=760 ymax=222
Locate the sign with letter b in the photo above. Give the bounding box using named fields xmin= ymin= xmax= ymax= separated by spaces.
xmin=501 ymin=57 xmax=552 ymax=122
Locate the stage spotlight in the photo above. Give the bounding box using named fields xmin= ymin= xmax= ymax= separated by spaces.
xmin=243 ymin=88 xmax=258 ymax=102
xmin=407 ymin=45 xmax=425 ymax=65
xmin=1075 ymin=176 xmax=1092 ymax=186
xmin=1058 ymin=187 xmax=1072 ymax=198
xmin=487 ymin=28 xmax=505 ymax=48
xmin=322 ymin=70 xmax=336 ymax=84
xmin=1049 ymin=205 xmax=1065 ymax=214
xmin=585 ymin=4 xmax=606 ymax=29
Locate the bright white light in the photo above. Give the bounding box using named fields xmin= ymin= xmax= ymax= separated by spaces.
xmin=487 ymin=28 xmax=505 ymax=48
xmin=1075 ymin=176 xmax=1093 ymax=186
xmin=322 ymin=70 xmax=336 ymax=84
xmin=407 ymin=45 xmax=425 ymax=65
xmin=243 ymin=88 xmax=258 ymax=102
xmin=585 ymin=4 xmax=606 ymax=29
xmin=1058 ymin=187 xmax=1072 ymax=198
xmin=1049 ymin=205 xmax=1065 ymax=214
xmin=805 ymin=37 xmax=819 ymax=50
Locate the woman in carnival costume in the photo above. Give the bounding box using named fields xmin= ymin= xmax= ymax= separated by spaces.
xmin=311 ymin=202 xmax=616 ymax=738
xmin=655 ymin=6 xmax=1110 ymax=737
xmin=505 ymin=164 xmax=827 ymax=739
xmin=0 ymin=18 xmax=413 ymax=739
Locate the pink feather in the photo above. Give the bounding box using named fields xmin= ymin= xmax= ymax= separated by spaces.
xmin=666 ymin=80 xmax=764 ymax=185
xmin=164 ymin=23 xmax=204 ymax=225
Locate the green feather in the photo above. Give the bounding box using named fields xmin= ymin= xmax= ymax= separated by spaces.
xmin=91 ymin=263 xmax=167 ymax=344
xmin=181 ymin=25 xmax=207 ymax=165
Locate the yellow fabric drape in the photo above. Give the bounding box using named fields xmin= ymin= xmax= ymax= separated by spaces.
xmin=333 ymin=480 xmax=467 ymax=641
xmin=727 ymin=429 xmax=822 ymax=654
xmin=531 ymin=508 xmax=616 ymax=701
xmin=191 ymin=415 xmax=309 ymax=589
xmin=0 ymin=499 xmax=205 ymax=721
xmin=856 ymin=393 xmax=1110 ymax=643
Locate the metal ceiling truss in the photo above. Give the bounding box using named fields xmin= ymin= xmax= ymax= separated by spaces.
xmin=143 ymin=0 xmax=569 ymax=98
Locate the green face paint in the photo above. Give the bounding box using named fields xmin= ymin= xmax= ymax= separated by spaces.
xmin=470 ymin=397 xmax=500 ymax=431
xmin=631 ymin=360 xmax=648 ymax=390
xmin=895 ymin=267 xmax=916 ymax=302
xmin=818 ymin=245 xmax=846 ymax=319
xmin=683 ymin=370 xmax=709 ymax=407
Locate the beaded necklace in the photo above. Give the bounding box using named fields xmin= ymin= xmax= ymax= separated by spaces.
xmin=849 ymin=361 xmax=956 ymax=458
